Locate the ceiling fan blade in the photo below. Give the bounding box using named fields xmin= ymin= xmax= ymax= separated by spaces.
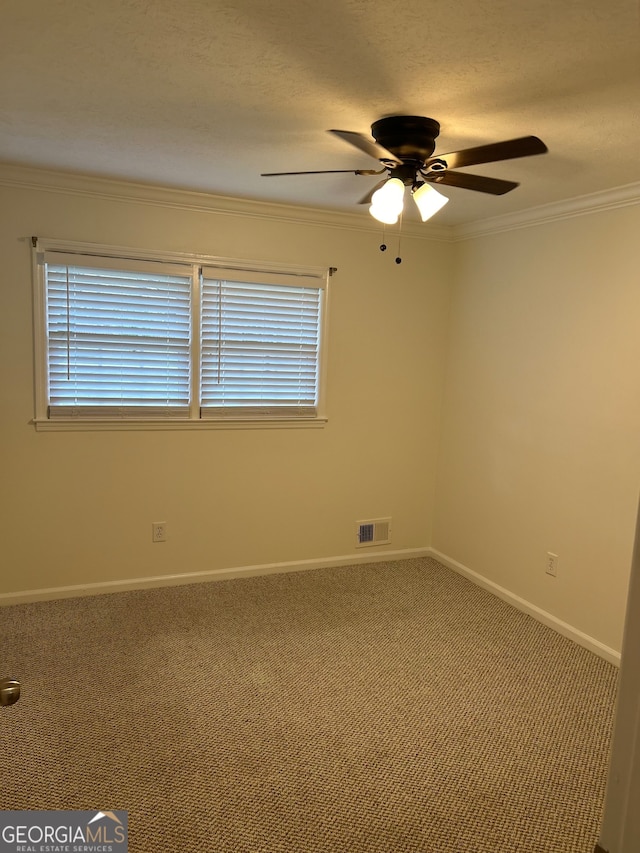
xmin=357 ymin=179 xmax=389 ymax=205
xmin=261 ymin=169 xmax=377 ymax=176
xmin=427 ymin=136 xmax=547 ymax=170
xmin=329 ymin=129 xmax=402 ymax=166
xmin=427 ymin=170 xmax=519 ymax=195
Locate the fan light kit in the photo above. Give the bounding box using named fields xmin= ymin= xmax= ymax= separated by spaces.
xmin=370 ymin=178 xmax=449 ymax=224
xmin=262 ymin=115 xmax=548 ymax=229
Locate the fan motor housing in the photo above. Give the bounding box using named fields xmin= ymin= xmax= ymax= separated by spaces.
xmin=371 ymin=116 xmax=441 ymax=163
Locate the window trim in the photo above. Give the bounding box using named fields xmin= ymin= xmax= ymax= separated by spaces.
xmin=32 ymin=238 xmax=330 ymax=431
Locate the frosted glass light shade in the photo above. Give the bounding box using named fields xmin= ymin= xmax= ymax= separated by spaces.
xmin=369 ymin=178 xmax=405 ymax=224
xmin=412 ymin=182 xmax=449 ymax=221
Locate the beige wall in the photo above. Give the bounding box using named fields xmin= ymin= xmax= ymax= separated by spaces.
xmin=2 ymin=169 xmax=639 ymax=656
xmin=433 ymin=207 xmax=640 ymax=652
xmin=0 ymin=177 xmax=452 ymax=596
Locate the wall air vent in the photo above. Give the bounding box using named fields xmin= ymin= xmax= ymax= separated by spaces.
xmin=355 ymin=518 xmax=392 ymax=548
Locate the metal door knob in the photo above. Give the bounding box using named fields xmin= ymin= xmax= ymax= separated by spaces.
xmin=0 ymin=676 xmax=20 ymax=706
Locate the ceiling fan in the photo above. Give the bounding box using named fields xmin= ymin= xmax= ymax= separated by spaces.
xmin=261 ymin=116 xmax=548 ymax=224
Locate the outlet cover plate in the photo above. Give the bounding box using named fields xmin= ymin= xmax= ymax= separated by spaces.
xmin=152 ymin=522 xmax=167 ymax=543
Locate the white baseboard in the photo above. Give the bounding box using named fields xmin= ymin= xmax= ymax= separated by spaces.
xmin=429 ymin=548 xmax=621 ymax=666
xmin=0 ymin=547 xmax=432 ymax=607
xmin=1 ymin=546 xmax=622 ymax=665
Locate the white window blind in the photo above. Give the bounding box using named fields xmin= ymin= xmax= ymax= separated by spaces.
xmin=45 ymin=255 xmax=192 ymax=418
xmin=35 ymin=242 xmax=329 ymax=428
xmin=200 ymin=268 xmax=322 ymax=417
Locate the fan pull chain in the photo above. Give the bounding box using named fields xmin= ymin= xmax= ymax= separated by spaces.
xmin=379 ymin=224 xmax=387 ymax=253
xmin=395 ymin=211 xmax=403 ymax=264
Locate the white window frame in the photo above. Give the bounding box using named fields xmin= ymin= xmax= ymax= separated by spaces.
xmin=32 ymin=238 xmax=330 ymax=431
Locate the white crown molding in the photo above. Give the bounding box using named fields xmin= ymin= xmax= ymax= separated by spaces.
xmin=4 ymin=161 xmax=637 ymax=244
xmin=454 ymin=181 xmax=640 ymax=241
xmin=0 ymin=162 xmax=454 ymax=242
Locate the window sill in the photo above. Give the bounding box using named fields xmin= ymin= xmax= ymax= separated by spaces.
xmin=33 ymin=417 xmax=328 ymax=432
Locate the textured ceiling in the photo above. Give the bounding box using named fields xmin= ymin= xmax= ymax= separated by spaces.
xmin=1 ymin=0 xmax=639 ymax=225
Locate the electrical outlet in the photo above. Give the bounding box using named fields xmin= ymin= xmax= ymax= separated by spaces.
xmin=152 ymin=522 xmax=167 ymax=543
xmin=546 ymin=552 xmax=558 ymax=577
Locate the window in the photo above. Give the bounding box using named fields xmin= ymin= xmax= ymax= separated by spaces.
xmin=32 ymin=239 xmax=329 ymax=430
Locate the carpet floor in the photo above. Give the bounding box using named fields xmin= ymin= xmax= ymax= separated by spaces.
xmin=0 ymin=557 xmax=617 ymax=852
